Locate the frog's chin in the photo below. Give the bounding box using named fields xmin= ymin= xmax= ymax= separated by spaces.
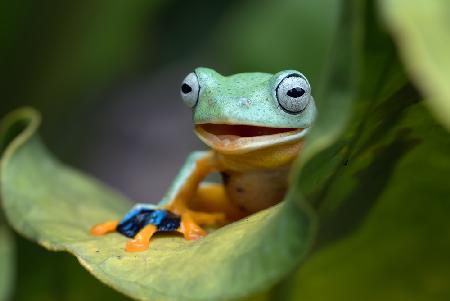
xmin=194 ymin=123 xmax=308 ymax=154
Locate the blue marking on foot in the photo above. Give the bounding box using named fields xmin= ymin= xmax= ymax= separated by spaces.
xmin=116 ymin=208 xmax=181 ymax=238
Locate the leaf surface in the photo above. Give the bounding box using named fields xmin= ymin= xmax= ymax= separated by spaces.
xmin=0 ymin=109 xmax=315 ymax=301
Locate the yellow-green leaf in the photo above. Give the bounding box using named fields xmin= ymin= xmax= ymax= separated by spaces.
xmin=380 ymin=0 xmax=450 ymax=131
xmin=0 ymin=108 xmax=316 ymax=301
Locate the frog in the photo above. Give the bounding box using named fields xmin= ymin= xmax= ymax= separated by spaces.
xmin=91 ymin=67 xmax=316 ymax=252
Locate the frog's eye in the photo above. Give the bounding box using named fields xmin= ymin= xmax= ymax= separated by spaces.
xmin=276 ymin=73 xmax=311 ymax=114
xmin=180 ymin=72 xmax=200 ymax=108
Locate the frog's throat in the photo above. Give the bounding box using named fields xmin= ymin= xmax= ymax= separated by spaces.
xmin=194 ymin=124 xmax=308 ymax=154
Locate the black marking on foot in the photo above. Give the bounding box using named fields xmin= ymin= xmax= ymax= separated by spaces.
xmin=116 ymin=208 xmax=181 ymax=238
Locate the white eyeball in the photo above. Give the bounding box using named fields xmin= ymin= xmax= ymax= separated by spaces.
xmin=276 ymin=73 xmax=311 ymax=114
xmin=180 ymin=72 xmax=200 ymax=108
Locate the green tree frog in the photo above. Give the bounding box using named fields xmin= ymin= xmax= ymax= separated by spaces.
xmin=91 ymin=67 xmax=316 ymax=252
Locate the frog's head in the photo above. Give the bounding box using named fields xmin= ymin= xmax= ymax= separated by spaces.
xmin=180 ymin=67 xmax=316 ymax=154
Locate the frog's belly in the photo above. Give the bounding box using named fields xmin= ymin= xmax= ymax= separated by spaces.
xmin=222 ymin=167 xmax=290 ymax=213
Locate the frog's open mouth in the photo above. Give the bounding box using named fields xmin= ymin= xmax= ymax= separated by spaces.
xmin=194 ymin=124 xmax=308 ymax=153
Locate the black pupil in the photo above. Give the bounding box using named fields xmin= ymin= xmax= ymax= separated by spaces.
xmin=181 ymin=83 xmax=192 ymax=94
xmin=287 ymin=87 xmax=305 ymax=98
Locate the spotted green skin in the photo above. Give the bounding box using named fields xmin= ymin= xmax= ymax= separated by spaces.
xmin=193 ymin=67 xmax=317 ymax=128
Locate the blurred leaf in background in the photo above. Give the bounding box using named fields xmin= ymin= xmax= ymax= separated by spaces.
xmin=0 ymin=222 xmax=14 ymax=301
xmin=13 ymin=237 xmax=130 ymax=301
xmin=282 ymin=0 xmax=450 ymax=300
xmin=380 ymin=0 xmax=450 ymax=131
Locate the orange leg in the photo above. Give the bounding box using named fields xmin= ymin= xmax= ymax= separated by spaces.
xmin=167 ymin=197 xmax=228 ymax=241
xmin=171 ymin=209 xmax=225 ymax=241
xmin=173 ymin=183 xmax=249 ymax=241
xmin=90 ymin=220 xmax=119 ymax=236
xmin=185 ymin=210 xmax=225 ymax=225
xmin=177 ymin=213 xmax=207 ymax=241
xmin=190 ymin=183 xmax=246 ymax=221
xmin=91 ymin=152 xmax=242 ymax=248
xmin=125 ymin=224 xmax=158 ymax=252
xmin=165 ymin=152 xmax=227 ymax=236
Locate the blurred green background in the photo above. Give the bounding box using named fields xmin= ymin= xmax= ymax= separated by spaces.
xmin=1 ymin=0 xmax=338 ymax=299
xmin=1 ymin=0 xmax=338 ymax=202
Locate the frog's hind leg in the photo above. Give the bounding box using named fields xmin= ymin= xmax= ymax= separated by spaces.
xmin=175 ymin=183 xmax=246 ymax=240
xmin=163 ymin=152 xmax=244 ymax=239
xmin=90 ymin=220 xmax=119 ymax=236
xmin=176 ymin=213 xmax=207 ymax=241
xmin=125 ymin=224 xmax=157 ymax=252
xmin=190 ymin=183 xmax=246 ymax=221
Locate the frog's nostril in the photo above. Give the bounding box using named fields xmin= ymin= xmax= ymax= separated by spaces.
xmin=238 ymin=98 xmax=251 ymax=107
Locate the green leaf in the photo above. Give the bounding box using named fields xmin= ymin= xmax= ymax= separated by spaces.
xmin=282 ymin=1 xmax=450 ymax=300
xmin=0 ymin=108 xmax=316 ymax=301
xmin=379 ymin=0 xmax=450 ymax=131
xmin=290 ymin=97 xmax=450 ymax=301
xmin=0 ymin=224 xmax=14 ymax=301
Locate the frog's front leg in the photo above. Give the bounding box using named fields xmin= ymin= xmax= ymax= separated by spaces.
xmin=125 ymin=224 xmax=157 ymax=252
xmin=90 ymin=151 xmax=225 ymax=250
xmin=162 ymin=150 xmax=225 ymax=239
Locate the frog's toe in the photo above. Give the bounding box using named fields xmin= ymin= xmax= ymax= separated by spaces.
xmin=125 ymin=224 xmax=157 ymax=252
xmin=178 ymin=214 xmax=207 ymax=241
xmin=90 ymin=220 xmax=119 ymax=236
xmin=126 ymin=239 xmax=150 ymax=252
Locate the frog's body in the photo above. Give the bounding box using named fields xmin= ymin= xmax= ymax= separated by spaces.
xmin=91 ymin=67 xmax=316 ymax=251
xmin=222 ymin=165 xmax=291 ymax=213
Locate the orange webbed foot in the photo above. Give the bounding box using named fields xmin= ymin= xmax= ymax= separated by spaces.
xmin=91 ymin=202 xmax=227 ymax=251
xmin=176 ymin=210 xmax=226 ymax=241
xmin=167 ymin=199 xmax=227 ymax=241
xmin=125 ymin=224 xmax=157 ymax=252
xmin=90 ymin=220 xmax=119 ymax=236
xmin=177 ymin=214 xmax=207 ymax=241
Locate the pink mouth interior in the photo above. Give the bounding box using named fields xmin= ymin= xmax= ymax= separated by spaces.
xmin=198 ymin=124 xmax=300 ymax=141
